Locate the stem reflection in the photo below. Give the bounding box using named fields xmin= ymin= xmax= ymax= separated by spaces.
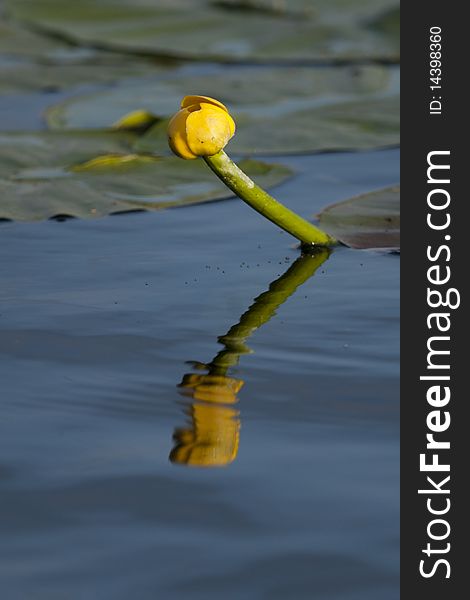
xmin=170 ymin=247 xmax=331 ymax=467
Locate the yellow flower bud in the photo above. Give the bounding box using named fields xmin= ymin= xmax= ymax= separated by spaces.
xmin=167 ymin=95 xmax=236 ymax=160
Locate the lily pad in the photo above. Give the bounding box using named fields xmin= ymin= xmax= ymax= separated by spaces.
xmin=5 ymin=0 xmax=399 ymax=64
xmin=0 ymin=19 xmax=166 ymax=95
xmin=0 ymin=131 xmax=292 ymax=221
xmin=0 ymin=19 xmax=62 ymax=58
xmin=46 ymin=65 xmax=399 ymax=155
xmin=317 ymin=186 xmax=400 ymax=249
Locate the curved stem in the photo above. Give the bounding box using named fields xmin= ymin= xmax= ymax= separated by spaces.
xmin=204 ymin=150 xmax=336 ymax=247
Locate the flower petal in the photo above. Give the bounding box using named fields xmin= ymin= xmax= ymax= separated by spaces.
xmin=167 ymin=108 xmax=197 ymax=159
xmin=186 ymin=104 xmax=235 ymax=157
xmin=181 ymin=95 xmax=229 ymax=113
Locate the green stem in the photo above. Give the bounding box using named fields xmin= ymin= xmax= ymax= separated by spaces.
xmin=204 ymin=150 xmax=336 ymax=247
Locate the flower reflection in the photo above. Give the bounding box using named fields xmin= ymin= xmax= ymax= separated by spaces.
xmin=170 ymin=375 xmax=242 ymax=467
xmin=170 ymin=247 xmax=331 ymax=467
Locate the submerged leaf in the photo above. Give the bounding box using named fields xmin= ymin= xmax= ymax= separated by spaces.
xmin=46 ymin=65 xmax=399 ymax=155
xmin=5 ymin=0 xmax=399 ymax=64
xmin=317 ymin=186 xmax=400 ymax=250
xmin=0 ymin=131 xmax=292 ymax=221
xmin=70 ymin=153 xmax=159 ymax=171
xmin=112 ymin=110 xmax=161 ymax=132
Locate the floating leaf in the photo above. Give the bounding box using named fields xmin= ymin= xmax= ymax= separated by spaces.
xmin=317 ymin=186 xmax=400 ymax=249
xmin=0 ymin=19 xmax=60 ymax=59
xmin=0 ymin=131 xmax=292 ymax=221
xmin=46 ymin=65 xmax=399 ymax=155
xmin=366 ymin=5 xmax=400 ymax=38
xmin=0 ymin=19 xmax=165 ymax=95
xmin=210 ymin=0 xmax=308 ymax=17
xmin=5 ymin=0 xmax=399 ymax=64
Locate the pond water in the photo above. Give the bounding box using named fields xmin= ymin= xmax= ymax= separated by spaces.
xmin=0 ymin=149 xmax=399 ymax=599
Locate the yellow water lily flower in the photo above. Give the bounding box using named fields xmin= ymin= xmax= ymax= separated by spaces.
xmin=167 ymin=95 xmax=236 ymax=160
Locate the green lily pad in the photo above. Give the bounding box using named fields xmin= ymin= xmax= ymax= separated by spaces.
xmin=46 ymin=65 xmax=399 ymax=155
xmin=0 ymin=131 xmax=292 ymax=221
xmin=317 ymin=185 xmax=400 ymax=249
xmin=210 ymin=0 xmax=310 ymax=17
xmin=0 ymin=19 xmax=166 ymax=94
xmin=5 ymin=0 xmax=399 ymax=63
xmin=0 ymin=19 xmax=63 ymax=59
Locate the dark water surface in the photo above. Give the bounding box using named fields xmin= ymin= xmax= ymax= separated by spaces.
xmin=0 ymin=150 xmax=399 ymax=599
